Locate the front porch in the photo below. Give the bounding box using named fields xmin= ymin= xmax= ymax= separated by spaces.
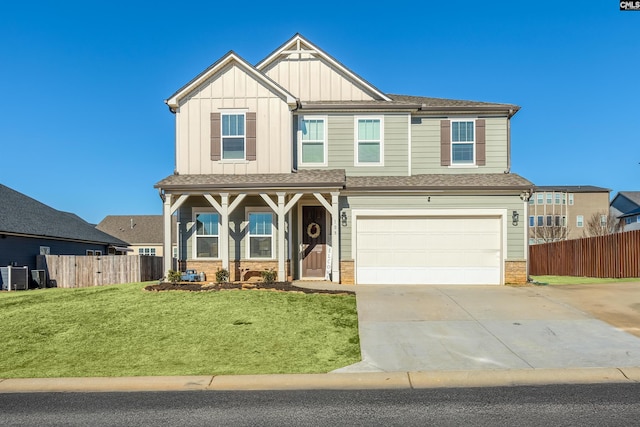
xmin=155 ymin=170 xmax=347 ymax=284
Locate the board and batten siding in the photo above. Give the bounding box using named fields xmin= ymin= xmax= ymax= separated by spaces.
xmin=339 ymin=194 xmax=526 ymax=261
xmin=261 ymin=53 xmax=376 ymax=102
xmin=175 ymin=64 xmax=292 ymax=175
xmin=297 ymin=114 xmax=409 ymax=176
xmin=411 ymin=116 xmax=509 ymax=174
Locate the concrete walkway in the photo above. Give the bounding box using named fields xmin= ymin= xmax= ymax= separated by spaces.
xmin=334 ymin=284 xmax=640 ymax=373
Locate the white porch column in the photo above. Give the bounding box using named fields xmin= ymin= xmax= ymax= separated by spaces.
xmin=220 ymin=194 xmax=230 ymax=272
xmin=330 ymin=192 xmax=340 ymax=283
xmin=163 ymin=194 xmax=173 ymax=277
xmin=277 ymin=192 xmax=286 ymax=282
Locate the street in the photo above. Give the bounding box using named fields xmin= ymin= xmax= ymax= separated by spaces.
xmin=2 ymin=383 xmax=640 ymax=426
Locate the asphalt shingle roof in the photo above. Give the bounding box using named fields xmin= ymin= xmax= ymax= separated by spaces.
xmin=618 ymin=191 xmax=640 ymax=206
xmin=533 ymin=185 xmax=611 ymax=193
xmin=0 ymin=184 xmax=126 ymax=245
xmin=345 ymin=173 xmax=532 ymax=190
xmin=96 ymin=215 xmax=176 ymax=245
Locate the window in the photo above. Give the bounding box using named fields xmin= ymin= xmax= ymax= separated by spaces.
xmin=194 ymin=212 xmax=219 ymax=258
xmin=626 ymin=217 xmax=633 ymax=225
xmin=300 ymin=117 xmax=326 ymax=165
xmin=529 ymin=197 xmax=534 ymax=205
xmin=537 ymin=216 xmax=544 ymax=227
xmin=222 ymin=113 xmax=245 ymax=160
xmin=546 ymin=215 xmax=552 ymax=226
xmin=537 ymin=193 xmax=544 ymax=205
xmin=356 ymin=117 xmax=383 ymax=165
xmin=529 ymin=216 xmax=535 ymax=227
xmin=569 ymin=194 xmax=574 ymax=205
xmin=555 ymin=216 xmax=561 ymax=227
xmin=139 ymin=248 xmax=156 ymax=256
xmin=555 ymin=193 xmax=561 ymax=205
xmin=562 ymin=216 xmax=567 ymax=226
xmin=546 ymin=193 xmax=553 ymax=204
xmin=248 ymin=212 xmax=273 ymax=258
xmin=577 ymin=215 xmax=584 ymax=227
xmin=86 ymin=250 xmax=102 ymax=256
xmin=451 ymin=121 xmax=474 ymax=164
xmin=600 ymin=215 xmax=607 ymax=227
xmin=562 ymin=193 xmax=567 ymax=205
xmin=172 ymin=246 xmax=178 ymax=259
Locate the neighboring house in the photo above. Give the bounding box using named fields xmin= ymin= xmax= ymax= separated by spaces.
xmin=0 ymin=183 xmax=128 ymax=270
xmin=528 ymin=186 xmax=611 ymax=244
xmin=96 ymin=215 xmax=177 ymax=257
xmin=611 ymin=192 xmax=640 ymax=231
xmin=155 ymin=34 xmax=533 ymax=286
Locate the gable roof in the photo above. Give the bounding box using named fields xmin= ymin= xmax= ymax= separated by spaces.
xmin=533 ymin=185 xmax=611 ymax=193
xmin=615 ymin=191 xmax=640 ymax=206
xmin=256 ymin=33 xmax=391 ymax=102
xmin=0 ymin=184 xmax=126 ymax=245
xmin=96 ymin=215 xmax=175 ymax=245
xmin=165 ymin=51 xmax=297 ymax=109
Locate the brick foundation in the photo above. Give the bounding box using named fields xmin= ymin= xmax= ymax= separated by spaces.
xmin=340 ymin=260 xmax=355 ymax=285
xmin=185 ymin=260 xmax=223 ymax=283
xmin=505 ymin=260 xmax=528 ymax=285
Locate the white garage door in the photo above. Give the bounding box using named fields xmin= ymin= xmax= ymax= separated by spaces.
xmin=356 ymin=216 xmax=502 ymax=285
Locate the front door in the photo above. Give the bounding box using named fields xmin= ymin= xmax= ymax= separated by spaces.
xmin=302 ymin=206 xmax=326 ymax=278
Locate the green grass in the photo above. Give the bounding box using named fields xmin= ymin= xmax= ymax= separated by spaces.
xmin=531 ymin=275 xmax=640 ymax=285
xmin=0 ymin=283 xmax=360 ymax=378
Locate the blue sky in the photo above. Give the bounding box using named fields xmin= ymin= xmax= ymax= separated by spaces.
xmin=1 ymin=1 xmax=638 ymax=224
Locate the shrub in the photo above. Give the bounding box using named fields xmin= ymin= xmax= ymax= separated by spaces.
xmin=216 ymin=268 xmax=230 ymax=283
xmin=167 ymin=270 xmax=181 ymax=284
xmin=261 ymin=269 xmax=277 ymax=284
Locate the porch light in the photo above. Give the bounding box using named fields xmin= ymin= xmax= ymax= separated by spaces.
xmin=512 ymin=210 xmax=519 ymax=226
xmin=341 ymin=211 xmax=348 ymax=226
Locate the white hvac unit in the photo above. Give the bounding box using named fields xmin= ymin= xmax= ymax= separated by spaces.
xmin=0 ymin=266 xmax=29 ymax=291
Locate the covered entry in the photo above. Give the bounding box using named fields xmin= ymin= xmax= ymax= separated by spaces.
xmin=355 ymin=213 xmax=504 ymax=285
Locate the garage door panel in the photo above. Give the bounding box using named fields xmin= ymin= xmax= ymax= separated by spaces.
xmin=356 ymin=216 xmax=502 ymax=285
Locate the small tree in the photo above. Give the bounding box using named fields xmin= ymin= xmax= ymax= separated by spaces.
xmin=167 ymin=270 xmax=182 ymax=284
xmin=583 ymin=210 xmax=624 ymax=238
xmin=530 ymin=223 xmax=571 ymax=243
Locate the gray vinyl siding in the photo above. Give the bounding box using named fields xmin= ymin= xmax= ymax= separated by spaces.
xmin=178 ymin=196 xmax=286 ymax=261
xmin=339 ymin=193 xmax=525 ymax=260
xmin=297 ymin=113 xmax=409 ymax=176
xmin=0 ymin=235 xmax=109 ymax=270
xmin=411 ymin=116 xmax=509 ymax=174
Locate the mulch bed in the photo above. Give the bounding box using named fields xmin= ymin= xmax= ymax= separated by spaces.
xmin=144 ymin=281 xmax=354 ymax=295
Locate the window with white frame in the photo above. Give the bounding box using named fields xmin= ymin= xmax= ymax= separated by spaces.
xmin=555 ymin=216 xmax=561 ymax=227
xmin=546 ymin=193 xmax=553 ymax=204
xmin=221 ymin=112 xmax=245 ymax=160
xmin=355 ymin=117 xmax=383 ymax=165
xmin=546 ymin=215 xmax=552 ymax=226
xmin=569 ymin=193 xmax=574 ymax=205
xmin=555 ymin=193 xmax=561 ymax=205
xmin=194 ymin=212 xmax=219 ymax=258
xmin=576 ymin=215 xmax=584 ymax=227
xmin=247 ymin=211 xmax=273 ymax=258
xmin=299 ymin=117 xmax=326 ymax=165
xmin=139 ymin=247 xmax=156 ymax=256
xmin=529 ymin=197 xmax=534 ymax=205
xmin=537 ymin=216 xmax=544 ymax=227
xmin=529 ymin=216 xmax=534 ymax=227
xmin=451 ymin=121 xmax=474 ymax=164
xmin=537 ymin=193 xmax=544 ymax=205
xmin=600 ymin=215 xmax=607 ymax=227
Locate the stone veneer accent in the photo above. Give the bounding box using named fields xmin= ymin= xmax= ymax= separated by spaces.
xmin=505 ymin=260 xmax=528 ymax=285
xmin=340 ymin=260 xmax=355 ymax=285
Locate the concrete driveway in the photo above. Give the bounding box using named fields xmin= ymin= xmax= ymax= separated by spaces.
xmin=336 ymin=283 xmax=640 ymax=373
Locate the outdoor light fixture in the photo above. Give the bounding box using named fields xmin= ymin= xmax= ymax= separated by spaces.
xmin=512 ymin=210 xmax=519 ymax=226
xmin=341 ymin=211 xmax=348 ymax=226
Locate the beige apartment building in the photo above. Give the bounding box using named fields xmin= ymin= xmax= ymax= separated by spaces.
xmin=528 ymin=186 xmax=611 ymax=244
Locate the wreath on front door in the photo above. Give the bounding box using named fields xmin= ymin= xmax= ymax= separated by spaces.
xmin=306 ymin=222 xmax=321 ymax=239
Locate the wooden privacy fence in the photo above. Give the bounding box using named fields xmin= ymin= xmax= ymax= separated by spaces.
xmin=529 ymin=230 xmax=640 ymax=278
xmin=37 ymin=255 xmax=164 ymax=288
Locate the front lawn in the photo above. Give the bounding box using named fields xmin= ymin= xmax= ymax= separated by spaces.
xmin=531 ymin=275 xmax=640 ymax=285
xmin=0 ymin=283 xmax=360 ymax=378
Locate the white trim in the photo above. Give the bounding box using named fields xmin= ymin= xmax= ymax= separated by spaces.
xmin=255 ymin=34 xmax=391 ymax=102
xmin=407 ymin=114 xmax=412 ymax=176
xmin=351 ymin=208 xmax=507 ymax=285
xmin=450 ymin=119 xmax=476 ymax=166
xmin=245 ymin=207 xmax=275 ymax=260
xmin=192 ymin=209 xmax=221 ymax=260
xmin=354 ymin=116 xmax=384 ymax=166
xmin=297 ymin=115 xmax=328 ymax=167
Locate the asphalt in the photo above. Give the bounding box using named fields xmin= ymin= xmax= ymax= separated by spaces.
xmin=2 ymin=281 xmax=640 ymax=393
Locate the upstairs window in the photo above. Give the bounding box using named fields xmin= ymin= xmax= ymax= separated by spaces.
xmin=546 ymin=193 xmax=553 ymax=204
xmin=576 ymin=215 xmax=584 ymax=227
xmin=300 ymin=117 xmax=326 ymax=165
xmin=195 ymin=212 xmax=219 ymax=258
xmin=139 ymin=248 xmax=156 ymax=256
xmin=355 ymin=117 xmax=383 ymax=165
xmin=537 ymin=193 xmax=544 ymax=205
xmin=451 ymin=121 xmax=475 ymax=164
xmin=222 ymin=113 xmax=245 ymax=160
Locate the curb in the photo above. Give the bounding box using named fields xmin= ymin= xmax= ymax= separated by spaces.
xmin=1 ymin=367 xmax=639 ymax=393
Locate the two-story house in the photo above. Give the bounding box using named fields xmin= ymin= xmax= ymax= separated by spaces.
xmin=611 ymin=192 xmax=640 ymax=231
xmin=155 ymin=34 xmax=533 ymax=286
